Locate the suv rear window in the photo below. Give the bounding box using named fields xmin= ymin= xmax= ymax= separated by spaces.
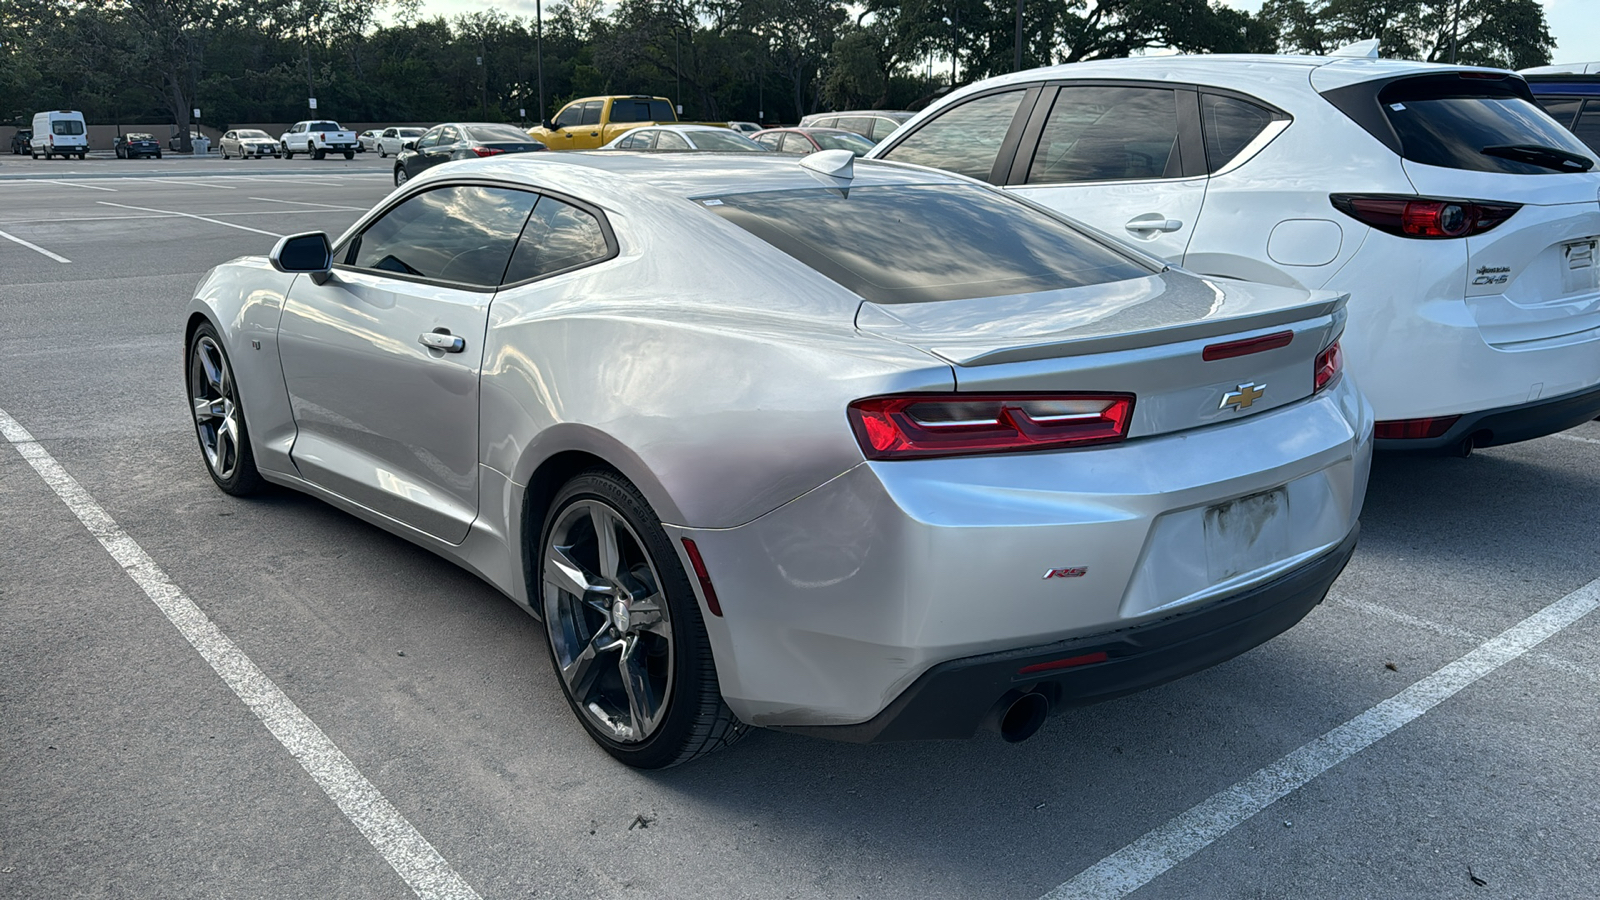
xmin=701 ymin=184 xmax=1151 ymax=304
xmin=1377 ymin=76 xmax=1594 ymax=174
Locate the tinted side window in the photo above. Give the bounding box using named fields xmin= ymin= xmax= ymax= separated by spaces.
xmin=554 ymin=104 xmax=583 ymax=128
xmin=1026 ymin=86 xmax=1179 ymax=184
xmin=1536 ymin=97 xmax=1581 ymax=127
xmin=869 ymin=117 xmax=900 ymax=140
xmin=580 ymin=101 xmax=603 ymax=126
xmin=504 ymin=197 xmax=610 ymax=283
xmin=778 ymin=133 xmax=811 ymax=154
xmin=656 ymin=131 xmax=689 ymax=150
xmin=1574 ymin=100 xmax=1600 ymax=153
xmin=881 ymin=91 xmax=1026 ymax=181
xmin=836 ymin=116 xmax=872 ymax=137
xmin=1202 ymin=93 xmax=1280 ymax=172
xmin=754 ymin=133 xmax=781 ymax=150
xmin=346 ymin=186 xmax=538 ymax=288
xmin=417 ymin=128 xmax=443 ymax=148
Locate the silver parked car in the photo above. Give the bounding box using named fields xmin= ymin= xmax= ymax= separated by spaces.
xmin=219 ymin=129 xmax=280 ymax=159
xmin=183 ymin=151 xmax=1371 ymax=767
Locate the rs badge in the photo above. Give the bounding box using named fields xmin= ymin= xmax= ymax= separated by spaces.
xmin=1220 ymin=382 xmax=1266 ymax=412
xmin=1043 ymin=567 xmax=1087 ymax=579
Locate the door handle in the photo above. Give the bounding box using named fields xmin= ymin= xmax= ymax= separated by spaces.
xmin=419 ymin=330 xmax=465 ymax=353
xmin=1125 ymin=213 xmax=1184 ymax=235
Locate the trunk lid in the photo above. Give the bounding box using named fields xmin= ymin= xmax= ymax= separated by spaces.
xmin=856 ymin=269 xmax=1347 ymax=439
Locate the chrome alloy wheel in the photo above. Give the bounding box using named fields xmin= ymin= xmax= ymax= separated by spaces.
xmin=189 ymin=335 xmax=243 ymax=480
xmin=543 ymin=500 xmax=674 ymax=743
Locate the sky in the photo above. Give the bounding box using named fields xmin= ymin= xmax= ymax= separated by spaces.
xmin=416 ymin=0 xmax=1597 ymax=66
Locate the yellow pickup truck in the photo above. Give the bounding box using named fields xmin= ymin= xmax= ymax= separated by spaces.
xmin=529 ymin=95 xmax=688 ymax=150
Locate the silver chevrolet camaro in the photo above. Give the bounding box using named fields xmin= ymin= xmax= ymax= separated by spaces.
xmin=184 ymin=150 xmax=1373 ymax=768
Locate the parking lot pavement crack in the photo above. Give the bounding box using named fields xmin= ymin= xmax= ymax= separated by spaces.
xmin=1040 ymin=574 xmax=1600 ymax=900
xmin=0 ymin=404 xmax=484 ymax=900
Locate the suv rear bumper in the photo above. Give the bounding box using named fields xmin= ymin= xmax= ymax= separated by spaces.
xmin=775 ymin=524 xmax=1359 ymax=743
xmin=1376 ymin=381 xmax=1600 ymax=454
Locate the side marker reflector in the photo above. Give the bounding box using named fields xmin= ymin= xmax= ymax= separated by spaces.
xmin=1018 ymin=651 xmax=1109 ymax=675
xmin=680 ymin=538 xmax=723 ymax=617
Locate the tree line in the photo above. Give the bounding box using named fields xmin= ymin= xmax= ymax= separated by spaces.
xmin=0 ymin=0 xmax=1554 ymax=137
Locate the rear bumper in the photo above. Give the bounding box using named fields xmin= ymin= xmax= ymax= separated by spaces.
xmin=1376 ymin=380 xmax=1600 ymax=453
xmin=671 ymin=377 xmax=1372 ymax=730
xmin=777 ymin=524 xmax=1358 ymax=743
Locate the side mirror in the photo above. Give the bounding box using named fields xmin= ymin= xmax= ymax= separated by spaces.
xmin=270 ymin=232 xmax=332 ymax=282
xmin=542 ymin=119 xmax=555 ymax=131
xmin=402 ymin=140 xmax=417 ymax=150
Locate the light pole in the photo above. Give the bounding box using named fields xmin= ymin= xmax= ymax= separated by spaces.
xmin=536 ymin=0 xmax=545 ymax=121
xmin=1014 ymin=0 xmax=1023 ymax=72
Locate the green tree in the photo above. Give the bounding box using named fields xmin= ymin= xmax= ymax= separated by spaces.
xmin=1259 ymin=0 xmax=1553 ymax=68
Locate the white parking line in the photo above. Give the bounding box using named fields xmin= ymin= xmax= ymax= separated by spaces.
xmin=156 ymin=179 xmax=238 ymax=189
xmin=0 ymin=228 xmax=70 ymax=262
xmin=1554 ymin=432 xmax=1600 ymax=446
xmin=44 ymin=179 xmax=118 ymax=192
xmin=1334 ymin=595 xmax=1600 ymax=684
xmin=1041 ymin=575 xmax=1600 ymax=900
xmin=96 ymin=201 xmax=282 ymax=238
xmin=0 ymin=406 xmax=483 ymax=900
xmin=251 ymin=196 xmax=366 ymax=211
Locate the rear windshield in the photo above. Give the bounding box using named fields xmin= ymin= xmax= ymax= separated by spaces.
xmin=701 ymin=184 xmax=1151 ymax=304
xmin=1379 ymin=76 xmax=1595 ymax=174
xmin=309 ymin=121 xmax=342 ymax=132
xmin=400 ymin=128 xmax=426 ymax=137
xmin=53 ymin=120 xmax=84 ymax=136
xmin=812 ymin=131 xmax=877 ymax=154
xmin=467 ymin=124 xmax=534 ymax=142
xmin=610 ymin=98 xmax=676 ymax=123
xmin=126 ymin=133 xmax=153 ymax=140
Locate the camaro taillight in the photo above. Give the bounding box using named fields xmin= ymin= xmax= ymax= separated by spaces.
xmin=470 ymin=147 xmax=507 ymax=157
xmin=848 ymin=393 xmax=1135 ymax=460
xmin=1330 ymin=194 xmax=1521 ymax=239
xmin=1314 ymin=340 xmax=1342 ymax=393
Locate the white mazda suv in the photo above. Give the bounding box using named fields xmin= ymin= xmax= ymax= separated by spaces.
xmin=868 ymin=53 xmax=1600 ymax=453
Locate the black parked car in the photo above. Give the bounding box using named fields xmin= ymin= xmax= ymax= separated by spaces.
xmin=115 ymin=133 xmax=162 ymax=159
xmin=393 ymin=122 xmax=545 ymax=186
xmin=10 ymin=128 xmax=31 ymax=155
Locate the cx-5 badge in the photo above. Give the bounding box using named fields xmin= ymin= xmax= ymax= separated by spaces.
xmin=1221 ymin=383 xmax=1266 ymax=411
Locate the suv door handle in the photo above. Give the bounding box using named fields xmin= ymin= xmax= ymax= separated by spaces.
xmin=419 ymin=330 xmax=465 ymax=353
xmin=1125 ymin=214 xmax=1184 ymax=235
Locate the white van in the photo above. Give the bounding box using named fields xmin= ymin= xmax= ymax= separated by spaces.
xmin=32 ymin=110 xmax=88 ymax=159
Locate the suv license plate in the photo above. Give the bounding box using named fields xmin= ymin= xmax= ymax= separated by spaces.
xmin=1204 ymin=487 xmax=1290 ymax=583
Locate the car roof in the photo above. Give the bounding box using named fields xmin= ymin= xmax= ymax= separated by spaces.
xmin=945 ymin=53 xmax=1512 ymax=97
xmin=423 ymin=151 xmax=973 ymax=205
xmin=635 ymin=124 xmax=734 ymax=134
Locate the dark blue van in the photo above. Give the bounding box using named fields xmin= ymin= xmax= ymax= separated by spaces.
xmin=1523 ymin=65 xmax=1600 ymax=153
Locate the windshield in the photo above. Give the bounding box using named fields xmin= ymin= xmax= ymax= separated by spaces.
xmin=702 ymin=184 xmax=1150 ymax=304
xmin=1380 ymin=77 xmax=1596 ymax=174
xmin=812 ymin=131 xmax=877 ymax=155
xmin=399 ymin=128 xmax=426 ymax=137
xmin=238 ymin=130 xmax=270 ymax=139
xmin=689 ymin=130 xmax=766 ymax=151
xmin=53 ymin=120 xmax=84 ymax=136
xmin=467 ymin=124 xmax=534 ymax=142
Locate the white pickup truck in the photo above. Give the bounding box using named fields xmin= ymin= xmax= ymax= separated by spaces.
xmin=279 ymin=120 xmax=360 ymax=160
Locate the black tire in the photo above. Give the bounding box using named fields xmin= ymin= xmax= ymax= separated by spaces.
xmin=313 ymin=147 xmax=326 ymax=160
xmin=343 ymin=150 xmax=354 ymax=160
xmin=394 ymin=166 xmax=408 ymax=187
xmin=379 ymin=148 xmax=387 ymax=158
xmin=283 ymin=145 xmax=294 ymax=159
xmin=155 ymin=152 xmax=162 ymax=159
xmin=186 ymin=322 xmax=264 ymax=496
xmin=538 ymin=469 xmax=746 ymax=768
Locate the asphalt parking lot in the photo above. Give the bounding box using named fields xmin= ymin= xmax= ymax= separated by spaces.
xmin=2 ymin=153 xmax=1598 ymax=900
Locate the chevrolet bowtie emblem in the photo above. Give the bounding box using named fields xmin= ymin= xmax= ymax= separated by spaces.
xmin=1220 ymin=382 xmax=1266 ymax=411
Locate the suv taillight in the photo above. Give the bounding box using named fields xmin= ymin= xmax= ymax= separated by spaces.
xmin=1330 ymin=194 xmax=1521 ymax=239
xmin=848 ymin=394 xmax=1135 ymax=460
xmin=1314 ymin=340 xmax=1342 ymax=393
